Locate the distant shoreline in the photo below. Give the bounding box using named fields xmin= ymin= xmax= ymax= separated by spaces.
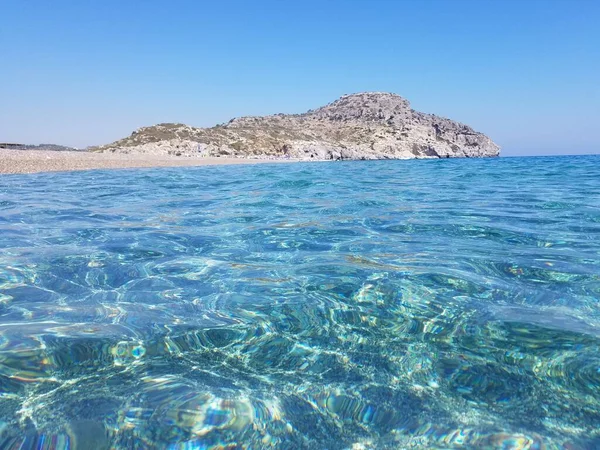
xmin=0 ymin=149 xmax=297 ymax=175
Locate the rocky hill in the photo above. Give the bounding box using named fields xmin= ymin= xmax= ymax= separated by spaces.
xmin=91 ymin=92 xmax=500 ymax=160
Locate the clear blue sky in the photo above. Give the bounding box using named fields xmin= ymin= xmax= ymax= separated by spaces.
xmin=1 ymin=0 xmax=598 ymax=155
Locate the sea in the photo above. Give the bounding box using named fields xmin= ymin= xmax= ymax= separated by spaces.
xmin=0 ymin=155 xmax=599 ymax=449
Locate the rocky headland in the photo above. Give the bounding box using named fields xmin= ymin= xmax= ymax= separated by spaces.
xmin=91 ymin=92 xmax=500 ymax=160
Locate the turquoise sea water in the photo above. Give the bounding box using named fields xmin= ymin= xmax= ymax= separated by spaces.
xmin=0 ymin=156 xmax=600 ymax=449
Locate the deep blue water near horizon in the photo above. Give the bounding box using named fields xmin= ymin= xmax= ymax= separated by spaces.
xmin=0 ymin=155 xmax=600 ymax=449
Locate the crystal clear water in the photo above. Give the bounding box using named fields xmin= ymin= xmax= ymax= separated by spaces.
xmin=1 ymin=156 xmax=600 ymax=449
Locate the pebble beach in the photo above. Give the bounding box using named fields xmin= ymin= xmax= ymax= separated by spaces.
xmin=0 ymin=149 xmax=291 ymax=174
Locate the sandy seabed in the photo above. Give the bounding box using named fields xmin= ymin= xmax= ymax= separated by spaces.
xmin=0 ymin=150 xmax=294 ymax=175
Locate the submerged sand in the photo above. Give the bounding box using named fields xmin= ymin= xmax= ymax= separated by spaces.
xmin=0 ymin=150 xmax=293 ymax=175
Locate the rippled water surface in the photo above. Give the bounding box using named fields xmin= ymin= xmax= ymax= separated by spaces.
xmin=1 ymin=156 xmax=600 ymax=449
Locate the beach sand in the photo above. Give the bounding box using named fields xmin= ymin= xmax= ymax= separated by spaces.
xmin=0 ymin=150 xmax=293 ymax=174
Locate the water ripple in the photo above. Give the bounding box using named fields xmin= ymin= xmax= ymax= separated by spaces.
xmin=0 ymin=156 xmax=599 ymax=448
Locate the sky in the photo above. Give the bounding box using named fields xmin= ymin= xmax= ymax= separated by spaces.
xmin=1 ymin=0 xmax=599 ymax=156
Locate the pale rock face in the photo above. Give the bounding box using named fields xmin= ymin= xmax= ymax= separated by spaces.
xmin=91 ymin=92 xmax=500 ymax=160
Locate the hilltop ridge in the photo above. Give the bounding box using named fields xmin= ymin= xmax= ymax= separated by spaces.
xmin=91 ymin=93 xmax=500 ymax=160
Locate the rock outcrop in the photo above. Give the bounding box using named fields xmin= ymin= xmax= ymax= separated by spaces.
xmin=91 ymin=92 xmax=500 ymax=159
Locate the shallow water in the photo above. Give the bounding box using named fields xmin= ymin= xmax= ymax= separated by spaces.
xmin=0 ymin=156 xmax=599 ymax=449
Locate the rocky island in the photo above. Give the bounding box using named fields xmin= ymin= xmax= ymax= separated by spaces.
xmin=1 ymin=92 xmax=500 ymax=174
xmin=92 ymin=92 xmax=500 ymax=160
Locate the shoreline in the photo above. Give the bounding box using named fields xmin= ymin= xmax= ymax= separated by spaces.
xmin=0 ymin=149 xmax=298 ymax=175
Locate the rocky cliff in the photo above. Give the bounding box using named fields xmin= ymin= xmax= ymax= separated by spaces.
xmin=91 ymin=92 xmax=500 ymax=160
